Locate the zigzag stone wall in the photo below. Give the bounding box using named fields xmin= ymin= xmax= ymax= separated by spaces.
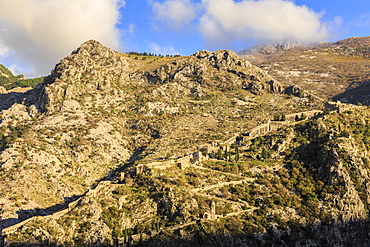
xmin=0 ymin=109 xmax=326 ymax=238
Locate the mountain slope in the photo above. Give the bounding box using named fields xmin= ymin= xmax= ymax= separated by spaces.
xmin=1 ymin=40 xmax=369 ymax=246
xmin=4 ymin=97 xmax=370 ymax=246
xmin=239 ymin=37 xmax=370 ymax=104
xmin=0 ymin=40 xmax=316 ymax=231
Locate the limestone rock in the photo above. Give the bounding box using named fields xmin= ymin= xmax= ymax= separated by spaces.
xmin=0 ymin=147 xmax=20 ymax=169
xmin=285 ymin=85 xmax=310 ymax=97
xmin=145 ymin=49 xmax=280 ymax=95
xmin=268 ymin=80 xmax=284 ymax=93
xmin=36 ymin=40 xmax=130 ymax=113
xmin=60 ymin=99 xmax=81 ymax=113
xmin=0 ymin=86 xmax=6 ymax=94
xmin=0 ymin=103 xmax=31 ymax=125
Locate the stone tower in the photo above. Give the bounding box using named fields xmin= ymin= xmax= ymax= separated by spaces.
xmin=211 ymin=201 xmax=216 ymax=215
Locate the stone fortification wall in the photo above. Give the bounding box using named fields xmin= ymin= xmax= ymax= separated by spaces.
xmin=285 ymin=110 xmax=321 ymax=122
xmin=1 ymin=181 xmax=114 ymax=236
xmin=248 ymin=122 xmax=271 ymax=137
xmin=2 ymin=207 xmax=71 ymax=236
xmin=135 ymin=156 xmax=193 ymax=173
xmin=325 ymin=101 xmax=361 ymax=113
xmin=247 ymin=110 xmax=322 ymax=138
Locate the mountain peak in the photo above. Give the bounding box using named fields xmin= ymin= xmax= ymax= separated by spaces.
xmin=71 ymin=39 xmax=111 ymax=57
xmin=194 ymin=49 xmax=251 ymax=68
xmin=37 ymin=40 xmax=129 ymax=113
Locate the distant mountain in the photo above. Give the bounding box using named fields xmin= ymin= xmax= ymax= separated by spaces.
xmin=0 ymin=64 xmax=15 ymax=78
xmin=239 ymin=37 xmax=370 ymax=105
xmin=238 ymin=41 xmax=330 ymax=64
xmin=0 ymin=64 xmax=44 ymax=91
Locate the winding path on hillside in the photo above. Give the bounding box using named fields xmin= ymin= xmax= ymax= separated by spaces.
xmin=191 ymin=178 xmax=254 ymax=193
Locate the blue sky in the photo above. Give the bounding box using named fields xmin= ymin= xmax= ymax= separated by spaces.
xmin=121 ymin=0 xmax=370 ymax=55
xmin=0 ymin=0 xmax=369 ymax=77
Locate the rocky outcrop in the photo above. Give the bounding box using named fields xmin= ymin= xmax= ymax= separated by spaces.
xmin=0 ymin=40 xmax=131 ymax=123
xmin=246 ymin=80 xmax=284 ymax=95
xmin=35 ymin=40 xmax=130 ymax=113
xmin=145 ymin=49 xmax=283 ymax=95
xmin=285 ymin=85 xmax=310 ymax=97
xmin=194 ymin=49 xmax=252 ymax=68
xmin=318 ymin=147 xmax=368 ymax=221
xmin=239 ymin=42 xmax=305 ymax=56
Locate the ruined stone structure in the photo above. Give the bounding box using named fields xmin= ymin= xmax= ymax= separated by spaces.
xmin=135 ymin=156 xmax=194 ymax=173
xmin=178 ymin=156 xmax=192 ymax=170
xmin=191 ymin=151 xmax=204 ymax=163
xmin=325 ymin=101 xmax=359 ymax=113
xmin=203 ymin=201 xmax=217 ymax=220
xmin=247 ymin=120 xmax=271 ymax=137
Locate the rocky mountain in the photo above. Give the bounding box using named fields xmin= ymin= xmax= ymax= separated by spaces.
xmin=238 ymin=42 xmax=308 ymax=64
xmin=0 ymin=39 xmax=369 ymax=246
xmin=239 ymin=37 xmax=370 ymax=105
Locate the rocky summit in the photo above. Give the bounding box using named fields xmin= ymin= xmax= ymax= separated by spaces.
xmin=0 ymin=39 xmax=370 ymax=246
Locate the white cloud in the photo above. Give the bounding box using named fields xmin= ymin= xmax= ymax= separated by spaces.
xmin=0 ymin=0 xmax=125 ymax=77
xmin=324 ymin=16 xmax=344 ymax=40
xmin=126 ymin=24 xmax=136 ymax=37
xmin=151 ymin=0 xmax=197 ymax=30
xmin=150 ymin=0 xmax=331 ymax=49
xmin=199 ymin=0 xmax=329 ymax=47
xmin=0 ymin=29 xmax=9 ymax=56
xmin=147 ymin=42 xmax=180 ymax=55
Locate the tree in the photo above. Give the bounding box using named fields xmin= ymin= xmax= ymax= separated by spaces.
xmin=235 ymin=145 xmax=240 ymax=162
xmin=260 ymin=148 xmax=270 ymax=160
xmin=217 ymin=148 xmax=223 ymax=160
xmin=323 ymin=108 xmax=330 ymax=115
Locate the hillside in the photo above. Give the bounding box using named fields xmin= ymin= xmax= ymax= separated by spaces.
xmin=239 ymin=37 xmax=370 ymax=105
xmin=0 ymin=65 xmax=44 ymax=92
xmin=0 ymin=40 xmax=369 ymax=246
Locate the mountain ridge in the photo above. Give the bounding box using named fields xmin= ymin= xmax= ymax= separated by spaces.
xmin=238 ymin=36 xmax=370 ymax=105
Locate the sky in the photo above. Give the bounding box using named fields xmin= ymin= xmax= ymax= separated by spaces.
xmin=0 ymin=0 xmax=369 ymax=78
